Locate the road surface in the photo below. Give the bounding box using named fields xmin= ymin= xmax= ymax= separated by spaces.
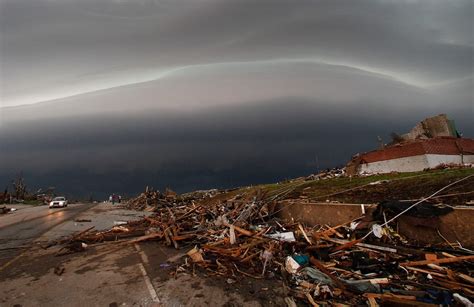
xmin=0 ymin=203 xmax=93 ymax=268
xmin=0 ymin=203 xmax=274 ymax=306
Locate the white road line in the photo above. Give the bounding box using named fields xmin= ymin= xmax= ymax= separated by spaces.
xmin=135 ymin=244 xmax=160 ymax=303
xmin=135 ymin=243 xmax=150 ymax=265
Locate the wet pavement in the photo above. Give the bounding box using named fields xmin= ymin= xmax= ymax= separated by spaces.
xmin=0 ymin=204 xmax=94 ymax=268
xmin=0 ymin=203 xmax=274 ymax=306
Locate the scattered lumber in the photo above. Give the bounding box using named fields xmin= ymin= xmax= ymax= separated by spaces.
xmin=47 ymin=187 xmax=474 ymax=306
xmin=400 ymin=255 xmax=474 ymax=267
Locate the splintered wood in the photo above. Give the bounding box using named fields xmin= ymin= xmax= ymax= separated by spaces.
xmin=49 ymin=187 xmax=474 ymax=306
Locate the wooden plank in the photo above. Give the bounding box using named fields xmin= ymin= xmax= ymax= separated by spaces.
xmin=458 ymin=273 xmax=474 ymax=285
xmin=299 ymin=224 xmax=313 ymax=245
xmin=305 ymin=292 xmax=319 ymax=307
xmin=364 ymin=293 xmax=417 ymax=301
xmin=349 ymin=278 xmax=389 ymax=285
xmin=356 ymin=242 xmax=397 ymax=253
xmin=400 ymin=255 xmax=474 ymax=266
xmin=171 ymin=234 xmax=196 ymax=241
xmin=403 ymin=266 xmax=447 ymax=278
xmin=330 ymin=239 xmax=362 ymax=253
xmin=128 ymin=232 xmax=163 ymax=243
xmin=433 ymin=277 xmax=474 ymax=290
xmin=223 ymin=222 xmax=254 ymax=237
xmin=433 ymin=280 xmax=473 ymax=293
xmin=367 ymin=296 xmax=378 ymax=307
xmin=324 ymin=238 xmax=398 ymax=253
xmin=424 ymin=254 xmax=438 ymax=261
xmin=313 ymin=222 xmax=349 ymax=240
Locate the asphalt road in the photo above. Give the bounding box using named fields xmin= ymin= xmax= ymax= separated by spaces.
xmin=0 ymin=204 xmax=268 ymax=306
xmin=0 ymin=204 xmax=93 ymax=268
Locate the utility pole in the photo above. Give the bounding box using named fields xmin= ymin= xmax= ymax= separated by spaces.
xmin=315 ymin=155 xmax=320 ymax=174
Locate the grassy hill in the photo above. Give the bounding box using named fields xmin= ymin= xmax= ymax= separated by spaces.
xmin=207 ymin=168 xmax=474 ymax=206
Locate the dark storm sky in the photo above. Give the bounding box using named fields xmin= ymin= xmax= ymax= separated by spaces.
xmin=0 ymin=0 xmax=473 ymax=197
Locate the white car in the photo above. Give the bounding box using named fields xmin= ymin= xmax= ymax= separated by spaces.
xmin=49 ymin=196 xmax=68 ymax=208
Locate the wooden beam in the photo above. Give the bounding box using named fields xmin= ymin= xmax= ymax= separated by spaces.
xmin=400 ymin=255 xmax=474 ymax=267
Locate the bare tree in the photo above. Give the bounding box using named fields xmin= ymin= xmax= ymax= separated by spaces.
xmin=390 ymin=132 xmax=404 ymax=144
xmin=12 ymin=175 xmax=27 ymax=200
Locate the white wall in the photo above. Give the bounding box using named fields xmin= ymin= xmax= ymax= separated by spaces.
xmin=359 ymin=154 xmax=474 ymax=174
xmin=426 ymin=154 xmax=474 ymax=166
xmin=359 ymin=155 xmax=429 ymax=174
xmin=463 ymin=155 xmax=474 ymax=164
xmin=426 ymin=154 xmax=461 ymax=167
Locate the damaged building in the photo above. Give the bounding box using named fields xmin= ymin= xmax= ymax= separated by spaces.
xmin=347 ymin=115 xmax=474 ymax=175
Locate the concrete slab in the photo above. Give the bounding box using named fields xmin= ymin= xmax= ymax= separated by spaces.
xmin=276 ymin=201 xmax=474 ymax=248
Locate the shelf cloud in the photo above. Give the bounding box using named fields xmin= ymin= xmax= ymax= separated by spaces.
xmin=0 ymin=0 xmax=472 ymax=197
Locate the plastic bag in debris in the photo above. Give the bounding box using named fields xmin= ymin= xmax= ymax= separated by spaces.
xmin=285 ymin=256 xmax=301 ymax=274
xmin=344 ymin=279 xmax=380 ymax=293
xmin=292 ymin=254 xmax=309 ymax=266
xmin=261 ymin=249 xmax=273 ymax=262
xmin=266 ymin=232 xmax=296 ymax=242
xmin=299 ymin=267 xmax=333 ymax=285
xmin=453 ymin=293 xmax=474 ymax=307
xmin=261 ymin=249 xmax=273 ymax=275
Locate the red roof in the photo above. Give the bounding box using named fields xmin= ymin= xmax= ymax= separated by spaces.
xmin=360 ymin=137 xmax=474 ymax=163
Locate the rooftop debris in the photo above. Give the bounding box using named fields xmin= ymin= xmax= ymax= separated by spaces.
xmin=345 ymin=115 xmax=474 ymax=176
xmin=48 ymin=175 xmax=474 ymax=306
xmin=400 ymin=114 xmax=459 ymax=142
xmin=305 ymin=167 xmax=346 ymax=181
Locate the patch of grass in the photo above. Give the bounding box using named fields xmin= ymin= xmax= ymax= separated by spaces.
xmin=210 ymin=168 xmax=473 ymax=206
xmin=250 ymin=168 xmax=474 ymax=204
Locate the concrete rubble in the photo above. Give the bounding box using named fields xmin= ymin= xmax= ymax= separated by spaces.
xmin=400 ymin=114 xmax=459 ymax=142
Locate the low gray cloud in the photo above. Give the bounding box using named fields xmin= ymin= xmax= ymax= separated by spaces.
xmin=1 ymin=0 xmax=472 ymax=106
xmin=0 ymin=0 xmax=472 ymax=197
xmin=0 ymin=77 xmax=472 ymax=197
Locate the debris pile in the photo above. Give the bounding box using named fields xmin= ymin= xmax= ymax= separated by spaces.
xmin=0 ymin=206 xmax=16 ymax=214
xmin=52 ymin=185 xmax=474 ymax=306
xmin=126 ymin=187 xmax=181 ymax=211
xmin=305 ymin=167 xmax=346 ymax=181
xmin=126 ymin=187 xmax=222 ymax=212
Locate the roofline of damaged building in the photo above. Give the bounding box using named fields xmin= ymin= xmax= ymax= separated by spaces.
xmin=355 ymin=137 xmax=474 ymax=164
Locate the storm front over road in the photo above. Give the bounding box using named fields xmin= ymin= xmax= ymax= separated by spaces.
xmin=1 ymin=0 xmax=473 ymax=197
